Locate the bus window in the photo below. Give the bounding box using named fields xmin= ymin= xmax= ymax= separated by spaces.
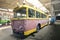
xmin=36 ymin=11 xmax=40 ymax=18
xmin=14 ymin=7 xmax=26 ymax=18
xmin=41 ymin=13 xmax=47 ymax=18
xmin=28 ymin=9 xmax=35 ymax=18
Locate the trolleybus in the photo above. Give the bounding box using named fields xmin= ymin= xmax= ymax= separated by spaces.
xmin=11 ymin=5 xmax=49 ymax=37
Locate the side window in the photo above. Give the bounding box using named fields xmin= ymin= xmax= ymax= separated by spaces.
xmin=36 ymin=11 xmax=40 ymax=18
xmin=28 ymin=8 xmax=35 ymax=18
xmin=43 ymin=14 xmax=47 ymax=18
xmin=41 ymin=13 xmax=47 ymax=18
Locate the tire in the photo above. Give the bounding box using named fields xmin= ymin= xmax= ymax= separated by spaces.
xmin=6 ymin=22 xmax=9 ymax=25
xmin=36 ymin=24 xmax=41 ymax=32
xmin=13 ymin=30 xmax=25 ymax=39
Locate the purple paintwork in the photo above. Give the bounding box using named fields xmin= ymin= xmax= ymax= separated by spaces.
xmin=11 ymin=19 xmax=48 ymax=32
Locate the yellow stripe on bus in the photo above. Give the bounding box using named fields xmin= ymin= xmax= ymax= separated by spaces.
xmin=41 ymin=23 xmax=48 ymax=28
xmin=24 ymin=28 xmax=36 ymax=35
xmin=24 ymin=23 xmax=48 ymax=35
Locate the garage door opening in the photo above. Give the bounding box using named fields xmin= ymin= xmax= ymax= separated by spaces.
xmin=56 ymin=16 xmax=60 ymax=20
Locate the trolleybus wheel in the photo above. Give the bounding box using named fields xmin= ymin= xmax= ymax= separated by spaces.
xmin=36 ymin=24 xmax=41 ymax=32
xmin=13 ymin=30 xmax=25 ymax=39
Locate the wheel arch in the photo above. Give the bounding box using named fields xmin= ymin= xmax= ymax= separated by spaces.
xmin=37 ymin=23 xmax=41 ymax=29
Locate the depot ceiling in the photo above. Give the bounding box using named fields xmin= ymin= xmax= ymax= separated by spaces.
xmin=0 ymin=0 xmax=51 ymax=11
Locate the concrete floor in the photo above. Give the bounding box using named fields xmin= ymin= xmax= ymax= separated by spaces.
xmin=0 ymin=24 xmax=60 ymax=40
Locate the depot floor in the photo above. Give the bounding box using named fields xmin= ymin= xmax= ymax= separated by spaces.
xmin=0 ymin=24 xmax=60 ymax=40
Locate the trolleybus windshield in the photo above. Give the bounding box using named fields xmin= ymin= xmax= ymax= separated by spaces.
xmin=14 ymin=7 xmax=26 ymax=18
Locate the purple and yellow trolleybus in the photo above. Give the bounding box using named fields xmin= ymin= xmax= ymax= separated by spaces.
xmin=11 ymin=5 xmax=49 ymax=37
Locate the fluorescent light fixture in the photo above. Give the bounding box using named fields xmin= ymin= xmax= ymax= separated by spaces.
xmin=0 ymin=8 xmax=13 ymax=12
xmin=0 ymin=8 xmax=8 ymax=11
xmin=8 ymin=9 xmax=13 ymax=12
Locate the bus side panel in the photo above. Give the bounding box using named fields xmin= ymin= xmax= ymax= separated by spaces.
xmin=24 ymin=19 xmax=42 ymax=35
xmin=40 ymin=19 xmax=48 ymax=28
xmin=24 ymin=19 xmax=48 ymax=35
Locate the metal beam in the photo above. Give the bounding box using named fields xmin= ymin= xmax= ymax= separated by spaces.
xmin=45 ymin=1 xmax=60 ymax=6
xmin=54 ymin=10 xmax=60 ymax=12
